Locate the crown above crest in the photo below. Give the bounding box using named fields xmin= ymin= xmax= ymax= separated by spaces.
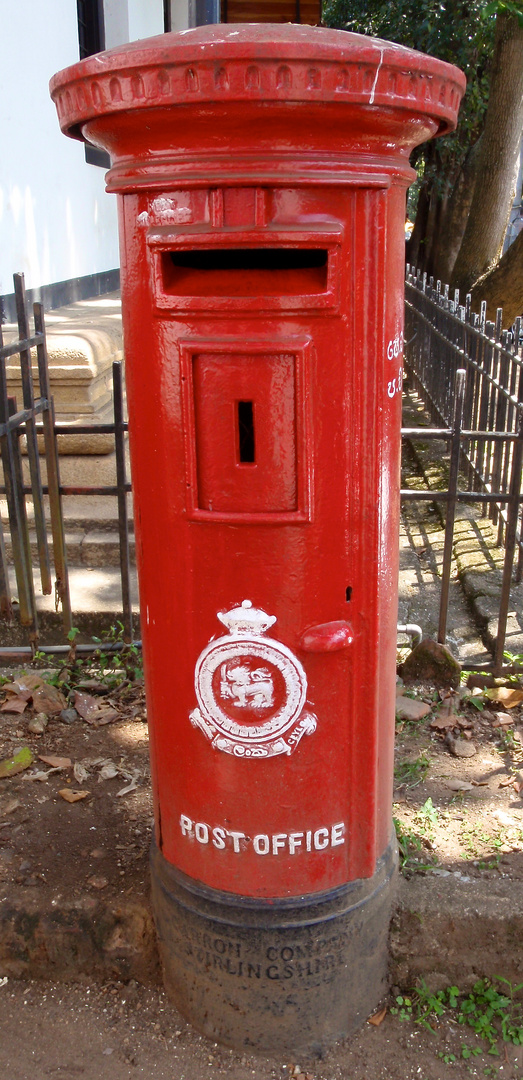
xmin=217 ymin=600 xmax=277 ymax=637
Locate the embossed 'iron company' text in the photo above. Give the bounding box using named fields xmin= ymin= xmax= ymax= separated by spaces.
xmin=175 ymin=925 xmax=351 ymax=986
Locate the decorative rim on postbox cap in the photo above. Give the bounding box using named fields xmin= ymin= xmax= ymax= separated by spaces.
xmin=50 ymin=23 xmax=466 ymax=143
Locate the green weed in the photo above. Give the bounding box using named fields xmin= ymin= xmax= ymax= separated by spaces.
xmin=503 ymin=651 xmax=523 ymax=678
xmin=469 ymin=694 xmax=486 ymax=712
xmin=496 ymin=728 xmax=521 ymax=754
xmin=393 ymin=815 xmax=437 ymax=873
xmin=90 ymin=621 xmax=143 ymax=685
xmin=394 ymin=752 xmax=431 ymax=788
xmin=415 ymin=797 xmax=439 ymax=838
xmin=457 ymin=978 xmax=523 ymax=1052
xmin=477 ymin=856 xmax=501 ymax=870
xmin=390 ymin=994 xmax=413 ymax=1022
xmin=391 ymin=978 xmax=523 ymax=1057
xmin=461 ymin=1044 xmax=482 ymax=1059
xmin=393 ymin=817 xmax=422 ymax=869
xmin=31 ymin=622 xmax=143 ymax=694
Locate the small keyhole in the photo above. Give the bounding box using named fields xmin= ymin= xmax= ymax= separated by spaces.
xmin=238 ymin=401 xmax=255 ymax=463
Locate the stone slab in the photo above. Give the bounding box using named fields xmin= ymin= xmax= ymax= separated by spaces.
xmin=0 ymin=889 xmax=159 ymax=984
xmin=3 ymin=293 xmax=123 ymax=454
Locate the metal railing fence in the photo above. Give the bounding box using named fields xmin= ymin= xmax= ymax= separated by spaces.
xmin=0 ymin=273 xmax=132 ymax=657
xmin=404 ymin=266 xmax=523 ymax=670
xmin=0 ymin=274 xmax=71 ymax=642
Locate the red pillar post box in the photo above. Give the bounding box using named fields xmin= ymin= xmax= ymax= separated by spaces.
xmin=51 ymin=25 xmax=464 ymax=1054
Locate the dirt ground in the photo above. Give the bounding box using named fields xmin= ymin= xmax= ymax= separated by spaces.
xmin=0 ymin=664 xmax=152 ymax=903
xmin=1 ymin=657 xmax=523 ymax=1078
xmin=393 ymin=678 xmax=523 ymax=882
xmin=1 ymin=974 xmax=523 ymax=1080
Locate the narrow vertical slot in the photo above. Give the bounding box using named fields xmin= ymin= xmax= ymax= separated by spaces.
xmin=238 ymin=400 xmax=255 ymax=463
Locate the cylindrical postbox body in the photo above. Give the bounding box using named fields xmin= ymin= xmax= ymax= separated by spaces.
xmin=51 ymin=26 xmax=464 ymax=1053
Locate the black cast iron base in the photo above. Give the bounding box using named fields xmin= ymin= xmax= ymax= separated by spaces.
xmin=150 ymin=837 xmax=397 ymax=1055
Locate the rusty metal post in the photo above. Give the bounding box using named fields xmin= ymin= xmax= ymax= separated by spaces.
xmin=33 ymin=302 xmax=72 ymax=631
xmin=438 ymin=368 xmax=466 ymax=644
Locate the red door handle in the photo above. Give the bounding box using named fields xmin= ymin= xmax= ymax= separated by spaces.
xmin=299 ymin=620 xmax=353 ymax=652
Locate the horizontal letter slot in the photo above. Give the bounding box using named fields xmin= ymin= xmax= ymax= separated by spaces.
xmin=162 ymin=248 xmax=328 ymax=297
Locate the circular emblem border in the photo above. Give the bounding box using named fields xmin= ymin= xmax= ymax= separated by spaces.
xmin=194 ymin=635 xmax=307 ymax=744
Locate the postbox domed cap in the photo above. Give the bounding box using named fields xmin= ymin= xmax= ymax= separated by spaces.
xmin=50 ymin=22 xmax=465 ymax=143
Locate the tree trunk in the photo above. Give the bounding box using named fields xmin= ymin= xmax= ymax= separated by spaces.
xmin=423 ymin=182 xmax=443 ymax=278
xmin=406 ymin=142 xmax=440 ymax=272
xmin=469 ymin=225 xmax=523 ymax=327
xmin=451 ymin=12 xmax=523 ymax=295
xmin=433 ymin=138 xmax=482 ymax=284
xmin=406 ymin=182 xmax=430 ymax=271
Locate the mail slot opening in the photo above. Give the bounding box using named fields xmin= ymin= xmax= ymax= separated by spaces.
xmin=238 ymin=401 xmax=256 ymax=464
xmin=162 ymin=248 xmax=329 ymax=297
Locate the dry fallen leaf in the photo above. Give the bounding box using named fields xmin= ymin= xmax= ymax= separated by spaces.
xmin=98 ymin=763 xmax=119 ymax=782
xmin=31 ymin=684 xmax=67 ymax=716
xmin=74 ymin=692 xmax=104 ymax=722
xmin=368 ymin=1007 xmax=387 ymax=1027
xmin=485 ymin=687 xmax=523 ymax=709
xmin=38 ymin=755 xmax=72 ymax=770
xmin=58 ymin=789 xmax=90 ymax=803
xmin=116 ymin=778 xmax=138 ymax=797
xmin=4 ymin=675 xmax=44 ymax=694
xmin=95 ymin=708 xmax=119 ymax=726
xmin=1 ymin=683 xmax=29 ymax=697
xmin=498 ymin=772 xmax=523 ymax=794
xmin=74 ymin=692 xmax=119 ymax=726
xmin=0 ymin=696 xmax=29 ymax=714
xmin=0 ymin=747 xmax=33 ymax=778
xmin=73 ymin=763 xmax=90 ymax=784
xmin=22 ymin=770 xmax=54 ymax=782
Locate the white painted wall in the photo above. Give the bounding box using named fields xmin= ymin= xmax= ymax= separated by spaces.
xmin=0 ymin=0 xmax=176 ymax=302
xmin=170 ymin=0 xmax=191 ymax=33
xmin=104 ymin=1 xmax=130 ymax=50
xmin=127 ymin=0 xmax=165 ymax=42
